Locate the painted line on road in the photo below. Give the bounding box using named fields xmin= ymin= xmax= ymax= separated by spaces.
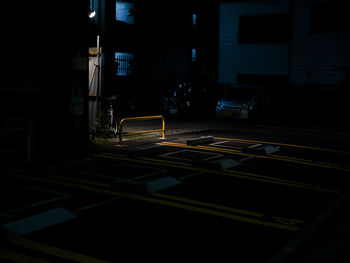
xmin=0 ymin=248 xmax=51 ymax=263
xmin=131 ymin=194 xmax=301 ymax=232
xmin=150 ymin=192 xmax=264 ymax=218
xmin=47 ymin=174 xmax=110 ymax=188
xmin=159 ymin=149 xmax=222 ymax=161
xmin=151 ymin=192 xmax=305 ymax=227
xmin=158 ymin=141 xmax=350 ymax=173
xmin=239 ymin=156 xmax=255 ymax=162
xmin=99 ymin=152 xmax=200 ymax=172
xmin=210 ymin=140 xmax=254 ymax=149
xmin=11 ymin=169 xmax=111 ymax=189
xmin=215 ymin=137 xmax=350 ymax=155
xmin=0 ymin=171 xmax=129 ymax=198
xmin=10 ymin=237 xmax=110 ymax=263
xmin=179 ymin=171 xmax=206 ymax=180
xmin=0 ymin=213 xmax=12 ymax=218
xmin=0 ymin=186 xmax=70 ymax=215
xmin=0 ymin=170 xmax=301 ymax=232
xmin=100 ymin=153 xmax=307 ymax=186
xmin=140 ymin=157 xmax=192 ymax=166
xmin=96 ymin=153 xmax=340 ymax=193
xmin=76 ymin=197 xmax=121 ymax=212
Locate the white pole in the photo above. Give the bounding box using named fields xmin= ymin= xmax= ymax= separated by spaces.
xmin=96 ymin=35 xmax=100 ymax=118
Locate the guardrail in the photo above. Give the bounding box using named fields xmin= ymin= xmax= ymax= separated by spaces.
xmin=0 ymin=128 xmax=31 ymax=161
xmin=118 ymin=115 xmax=165 ymax=143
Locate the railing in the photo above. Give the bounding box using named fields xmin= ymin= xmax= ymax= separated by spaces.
xmin=115 ymin=55 xmax=134 ymax=76
xmin=0 ymin=128 xmax=31 ymax=161
xmin=118 ymin=115 xmax=165 ymax=143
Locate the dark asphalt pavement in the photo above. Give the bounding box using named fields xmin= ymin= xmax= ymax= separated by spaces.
xmin=1 ymin=119 xmax=350 ymax=262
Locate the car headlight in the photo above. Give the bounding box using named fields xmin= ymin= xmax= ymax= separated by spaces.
xmin=216 ymin=101 xmax=223 ymax=109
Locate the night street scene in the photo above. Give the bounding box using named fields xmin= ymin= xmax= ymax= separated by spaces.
xmin=1 ymin=0 xmax=350 ymax=262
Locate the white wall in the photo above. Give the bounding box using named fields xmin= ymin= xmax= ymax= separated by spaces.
xmin=218 ymin=0 xmax=290 ymax=85
xmin=290 ymin=0 xmax=350 ymax=86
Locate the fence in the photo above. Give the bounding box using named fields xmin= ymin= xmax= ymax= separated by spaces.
xmin=118 ymin=115 xmax=165 ymax=143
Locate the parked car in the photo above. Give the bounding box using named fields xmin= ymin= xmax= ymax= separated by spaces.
xmin=215 ymin=85 xmax=263 ymax=119
xmin=162 ymin=82 xmax=192 ymax=116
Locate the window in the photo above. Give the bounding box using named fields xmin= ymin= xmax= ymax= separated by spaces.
xmin=192 ymin=13 xmax=197 ymax=27
xmin=192 ymin=49 xmax=197 ymax=62
xmin=115 ymin=52 xmax=134 ymax=76
xmin=116 ymin=1 xmax=135 ymax=24
xmin=310 ymin=2 xmax=350 ymax=33
xmin=238 ymin=14 xmax=290 ymax=44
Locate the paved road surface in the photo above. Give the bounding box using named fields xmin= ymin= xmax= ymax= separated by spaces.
xmin=1 ymin=121 xmax=350 ymax=262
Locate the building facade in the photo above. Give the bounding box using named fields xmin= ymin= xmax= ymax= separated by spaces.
xmin=89 ymin=0 xmax=220 ymax=117
xmin=218 ymin=0 xmax=350 ymax=123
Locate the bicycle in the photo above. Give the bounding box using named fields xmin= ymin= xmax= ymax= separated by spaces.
xmin=95 ymin=95 xmax=120 ymax=138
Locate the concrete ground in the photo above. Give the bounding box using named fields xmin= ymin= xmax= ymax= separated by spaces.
xmin=120 ymin=117 xmax=350 ymax=262
xmin=1 ymin=117 xmax=350 ymax=262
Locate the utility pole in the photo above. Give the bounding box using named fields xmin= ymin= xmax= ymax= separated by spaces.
xmin=96 ymin=35 xmax=101 ymax=119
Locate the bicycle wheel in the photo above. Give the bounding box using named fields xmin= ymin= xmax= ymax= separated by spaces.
xmin=96 ymin=112 xmax=118 ymax=138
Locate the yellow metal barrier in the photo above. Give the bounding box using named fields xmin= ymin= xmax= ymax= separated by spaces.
xmin=118 ymin=115 xmax=165 ymax=143
xmin=0 ymin=128 xmax=31 ymax=161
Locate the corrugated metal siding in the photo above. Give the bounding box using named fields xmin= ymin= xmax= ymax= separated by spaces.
xmin=218 ymin=0 xmax=290 ymax=85
xmin=290 ymin=0 xmax=350 ymax=86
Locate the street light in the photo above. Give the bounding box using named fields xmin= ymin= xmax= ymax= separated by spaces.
xmin=89 ymin=0 xmax=96 ymax=18
xmin=89 ymin=10 xmax=96 ymax=18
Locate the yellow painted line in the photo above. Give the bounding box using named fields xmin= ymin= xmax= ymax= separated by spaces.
xmin=140 ymin=156 xmax=192 ymax=166
xmin=223 ymin=170 xmax=339 ymax=194
xmin=0 ymin=248 xmax=51 ymax=263
xmin=0 ymin=171 xmax=300 ymax=231
xmin=215 ymin=137 xmax=350 ymax=155
xmin=159 ymin=141 xmax=350 ymax=173
xmin=11 ymin=238 xmax=110 ymax=263
xmin=163 ymin=141 xmax=316 ymax=164
xmin=224 ymin=169 xmax=313 ymax=187
xmin=0 ymin=171 xmax=129 ymax=198
xmin=131 ymin=195 xmax=300 ymax=232
xmin=101 ymin=152 xmax=192 ymax=167
xmin=269 ymin=154 xmax=314 ymax=163
xmin=95 ymin=153 xmax=340 ymax=193
xmin=151 ymin=192 xmax=264 ymax=217
xmin=100 ymin=152 xmax=126 ymax=158
xmin=272 ymin=216 xmax=305 ymax=226
xmin=97 ymin=153 xmax=199 ymax=171
xmin=47 ymin=174 xmax=110 ymax=189
xmin=123 ymin=153 xmax=312 ymax=188
xmin=11 ymin=169 xmax=111 ymax=189
xmin=151 ymin=193 xmax=304 ymax=226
